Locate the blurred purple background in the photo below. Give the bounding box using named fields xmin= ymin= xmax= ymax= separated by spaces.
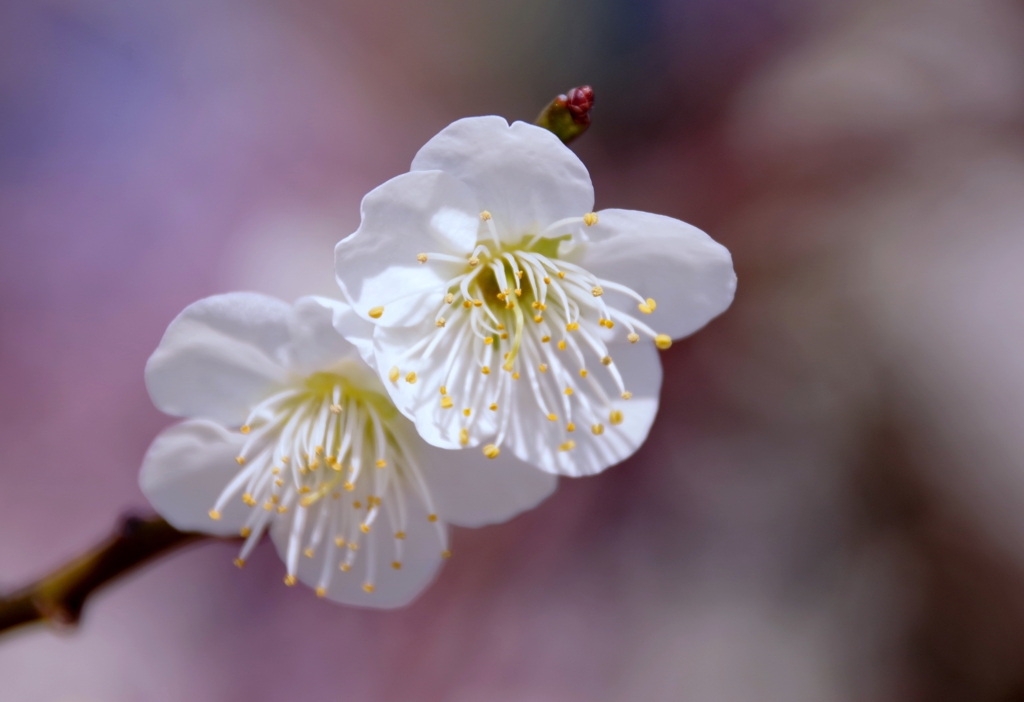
xmin=4 ymin=0 xmax=1024 ymax=700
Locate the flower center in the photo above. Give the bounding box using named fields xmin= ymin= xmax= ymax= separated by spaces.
xmin=401 ymin=211 xmax=671 ymax=459
xmin=207 ymin=370 xmax=448 ymax=596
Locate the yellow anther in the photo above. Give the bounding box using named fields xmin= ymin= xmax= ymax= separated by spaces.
xmin=557 ymin=340 xmax=567 ymax=350
xmin=440 ymin=385 xmax=447 ymax=394
xmin=428 ymin=514 xmax=439 ymax=522
xmin=276 ymin=505 xmax=288 ymax=514
xmin=559 ymin=440 xmax=576 ymax=452
xmin=480 ymin=210 xmax=492 ymax=221
xmin=436 ymin=318 xmax=446 ymax=328
xmin=646 ymin=298 xmax=657 ymax=310
xmin=483 ymin=444 xmax=500 ymax=459
xmin=441 ymin=395 xmax=454 ymax=409
xmin=592 ymin=286 xmax=603 ymax=297
xmin=263 ymin=502 xmax=273 ymax=511
xmin=500 ymin=332 xmax=508 ymax=339
xmin=547 ymin=413 xmax=558 ymax=421
xmin=281 ymin=456 xmax=289 ymax=464
xmin=539 ymin=302 xmax=547 ymax=310
xmin=235 ymin=456 xmax=245 ymax=465
xmin=369 ymin=306 xmax=384 ymax=319
xmin=271 ymin=495 xmax=280 ymax=504
xmin=497 ymin=323 xmax=505 ymax=330
xmin=417 ymin=253 xmax=428 ymax=263
xmin=496 ymin=292 xmax=506 ymax=301
xmin=541 ymin=335 xmax=551 ymax=343
xmin=532 ymin=301 xmax=540 ymax=309
xmin=605 ymin=320 xmax=614 ymax=329
xmin=242 ymin=493 xmax=255 ymax=506
xmin=567 ymin=423 xmax=576 ymax=432
xmin=340 ymin=563 xmax=351 ymax=572
xmin=284 ymin=575 xmax=297 ymax=587
xmin=592 ymin=423 xmax=605 ymax=435
xmin=628 ymin=333 xmax=640 ymax=343
xmin=539 ymin=363 xmax=548 ymax=373
xmin=566 ymin=322 xmax=579 ymax=332
xmin=512 ymin=372 xmax=520 ymax=380
xmin=360 ymin=523 xmax=370 ymax=533
xmin=406 ymin=371 xmax=417 ymax=383
xmin=460 ymin=427 xmax=469 ymax=445
xmin=315 ymin=446 xmax=324 ymax=456
xmin=543 ymin=276 xmax=551 ymax=284
xmin=484 ymin=337 xmax=494 ymax=345
xmin=335 ymin=537 xmax=346 ymax=547
xmin=463 ymin=299 xmax=472 ymax=308
xmin=638 ymin=303 xmax=653 ymax=314
xmin=315 ymin=587 xmax=326 ymax=598
xmin=446 ymin=292 xmax=455 ymax=304
xmin=234 ymin=558 xmax=246 ymax=568
xmin=469 ymin=256 xmax=479 ymax=267
xmin=344 ymin=481 xmax=354 ymax=491
xmin=481 ymin=365 xmax=490 ymax=374
xmin=515 ymin=288 xmax=522 ymax=297
xmin=504 ymin=352 xmax=510 ymax=359
xmin=580 ymin=369 xmax=588 ymax=378
xmin=363 ymin=583 xmax=375 ymax=593
xmin=240 ymin=527 xmax=251 ymax=537
xmin=353 ymin=500 xmax=362 ymax=509
xmin=516 ymin=270 xmax=523 ymax=279
xmin=348 ymin=542 xmax=358 ymax=551
xmin=441 ymin=549 xmax=453 ymax=559
xmin=583 ymin=212 xmax=599 ymax=226
xmin=392 ymin=561 xmax=402 ymax=570
xmin=376 ymin=459 xmax=387 ymax=468
xmin=330 ymin=403 xmax=342 ymax=413
xmin=655 ymin=334 xmax=672 ymax=350
xmin=489 ymin=402 xmax=498 ymax=411
xmin=240 ymin=424 xmax=251 ymax=434
xmin=463 ymin=408 xmax=471 ymax=417
xmin=502 ymin=362 xmax=514 ymax=371
xmin=610 ymin=410 xmax=624 ymax=425
xmin=534 ymin=315 xmax=543 ymax=323
xmin=304 ymin=548 xmax=315 ymax=558
xmin=564 ymin=387 xmax=573 ymax=395
xmin=473 ymin=299 xmax=482 ymax=307
xmin=557 ymin=271 xmax=566 ymax=279
xmin=621 ymin=391 xmax=633 ymax=400
xmin=208 ymin=510 xmax=221 ymax=521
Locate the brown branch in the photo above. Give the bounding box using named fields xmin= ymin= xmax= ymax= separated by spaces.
xmin=0 ymin=513 xmax=210 ymax=637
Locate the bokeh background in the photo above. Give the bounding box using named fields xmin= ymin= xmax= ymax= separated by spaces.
xmin=3 ymin=0 xmax=1024 ymax=699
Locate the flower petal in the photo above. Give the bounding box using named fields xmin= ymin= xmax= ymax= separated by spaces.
xmin=145 ymin=292 xmax=291 ymax=425
xmin=415 ymin=438 xmax=558 ymax=528
xmin=335 ymin=170 xmax=481 ymax=327
xmin=507 ymin=339 xmax=662 ymax=477
xmin=579 ymin=209 xmax=737 ymax=340
xmin=371 ymin=319 xmax=500 ymax=450
xmin=270 ymin=493 xmax=445 ymax=609
xmin=139 ymin=420 xmax=249 ymax=536
xmin=286 ymin=296 xmax=369 ymax=374
xmin=411 ymin=116 xmax=595 ymax=242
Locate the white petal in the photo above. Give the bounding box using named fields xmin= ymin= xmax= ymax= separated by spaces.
xmin=145 ymin=292 xmax=291 ymax=425
xmin=322 ymin=296 xmax=378 ymax=372
xmin=507 ymin=339 xmax=662 ymax=477
xmin=335 ymin=170 xmax=480 ymax=327
xmin=411 ymin=116 xmax=595 ymax=242
xmin=139 ymin=420 xmax=249 ymax=536
xmin=270 ymin=494 xmax=444 ymax=609
xmin=579 ymin=209 xmax=737 ymax=340
xmin=286 ymin=296 xmax=367 ymax=374
xmin=415 ymin=438 xmax=558 ymax=528
xmin=371 ymin=319 xmax=500 ymax=450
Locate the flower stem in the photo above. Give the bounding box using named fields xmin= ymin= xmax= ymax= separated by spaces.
xmin=0 ymin=513 xmax=210 ymax=638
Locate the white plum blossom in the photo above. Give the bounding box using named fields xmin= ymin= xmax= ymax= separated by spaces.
xmin=139 ymin=292 xmax=556 ymax=608
xmin=335 ymin=116 xmax=736 ymax=476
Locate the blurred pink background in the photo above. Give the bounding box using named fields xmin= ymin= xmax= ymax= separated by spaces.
xmin=3 ymin=0 xmax=1024 ymax=700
